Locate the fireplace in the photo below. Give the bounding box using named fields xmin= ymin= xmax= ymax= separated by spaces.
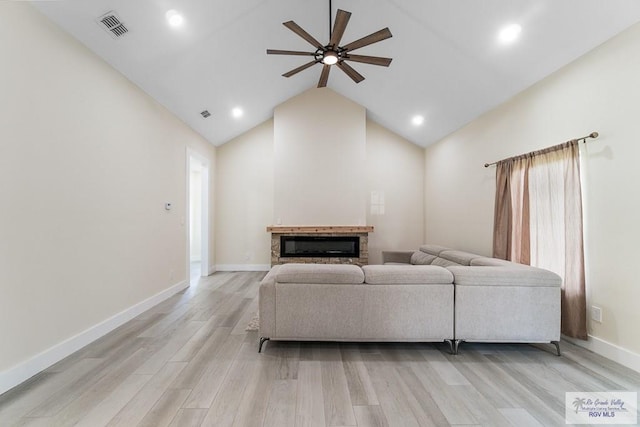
xmin=281 ymin=236 xmax=359 ymax=258
xmin=267 ymin=226 xmax=373 ymax=266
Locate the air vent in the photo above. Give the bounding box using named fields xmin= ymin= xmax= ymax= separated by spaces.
xmin=97 ymin=11 xmax=128 ymax=38
xmin=200 ymin=110 xmax=211 ymax=118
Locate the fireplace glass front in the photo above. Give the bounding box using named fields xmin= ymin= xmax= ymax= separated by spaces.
xmin=280 ymin=236 xmax=360 ymax=258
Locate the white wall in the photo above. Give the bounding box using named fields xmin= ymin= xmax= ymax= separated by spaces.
xmin=424 ymin=22 xmax=640 ymax=366
xmin=215 ymin=120 xmax=274 ymax=270
xmin=366 ymin=121 xmax=425 ymax=264
xmin=0 ymin=3 xmax=216 ymax=391
xmin=274 ymin=88 xmax=367 ymax=226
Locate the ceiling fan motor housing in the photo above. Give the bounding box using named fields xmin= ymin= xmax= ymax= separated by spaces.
xmin=319 ymin=48 xmax=339 ymax=65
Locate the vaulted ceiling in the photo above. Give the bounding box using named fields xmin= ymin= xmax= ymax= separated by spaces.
xmin=34 ymin=1 xmax=640 ymax=147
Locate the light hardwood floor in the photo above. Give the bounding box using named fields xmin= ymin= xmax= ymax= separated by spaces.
xmin=1 ymin=271 xmax=638 ymax=426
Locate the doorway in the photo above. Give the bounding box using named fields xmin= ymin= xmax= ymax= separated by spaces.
xmin=187 ymin=149 xmax=210 ymax=282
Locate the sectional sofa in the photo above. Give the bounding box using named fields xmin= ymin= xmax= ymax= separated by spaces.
xmin=258 ymin=244 xmax=562 ymax=355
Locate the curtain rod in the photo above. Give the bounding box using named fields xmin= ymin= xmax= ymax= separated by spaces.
xmin=484 ymin=131 xmax=599 ymax=168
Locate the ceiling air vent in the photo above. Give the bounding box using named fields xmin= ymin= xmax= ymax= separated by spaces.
xmin=97 ymin=11 xmax=128 ymax=39
xmin=201 ymin=110 xmax=211 ymax=118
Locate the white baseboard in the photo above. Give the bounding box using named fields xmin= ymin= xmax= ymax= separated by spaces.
xmin=208 ymin=265 xmax=217 ymax=275
xmin=215 ymin=264 xmax=270 ymax=272
xmin=0 ymin=280 xmax=189 ymax=396
xmin=563 ymin=334 xmax=640 ymax=373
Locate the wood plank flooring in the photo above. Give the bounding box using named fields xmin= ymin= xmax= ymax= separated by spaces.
xmin=1 ymin=271 xmax=639 ymax=426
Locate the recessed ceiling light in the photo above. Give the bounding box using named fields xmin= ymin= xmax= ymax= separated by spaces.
xmin=411 ymin=115 xmax=425 ymax=126
xmin=498 ymin=23 xmax=522 ymax=44
xmin=166 ymin=10 xmax=184 ymax=27
xmin=231 ymin=107 xmax=243 ymax=118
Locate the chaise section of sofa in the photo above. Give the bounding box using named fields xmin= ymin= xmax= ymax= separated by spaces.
xmin=258 ymin=263 xmax=455 ymax=352
xmin=449 ymin=264 xmax=561 ymax=350
xmin=383 ymin=244 xmax=562 ymax=354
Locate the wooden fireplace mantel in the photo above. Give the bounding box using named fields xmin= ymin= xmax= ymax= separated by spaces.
xmin=266 ymin=225 xmax=374 ymax=234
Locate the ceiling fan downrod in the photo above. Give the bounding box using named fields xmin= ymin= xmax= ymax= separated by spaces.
xmin=329 ymin=0 xmax=333 ymax=41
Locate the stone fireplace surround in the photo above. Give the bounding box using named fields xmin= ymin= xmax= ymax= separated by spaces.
xmin=267 ymin=226 xmax=373 ymax=267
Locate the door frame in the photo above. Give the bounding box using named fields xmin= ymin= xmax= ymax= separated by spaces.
xmin=186 ymin=148 xmax=210 ymax=278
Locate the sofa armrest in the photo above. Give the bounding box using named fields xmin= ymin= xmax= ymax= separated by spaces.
xmin=259 ymin=266 xmax=280 ymax=337
xmin=381 ymin=250 xmax=414 ymax=264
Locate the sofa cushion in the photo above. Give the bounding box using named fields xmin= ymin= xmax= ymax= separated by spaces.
xmin=275 ymin=263 xmax=364 ymax=284
xmin=439 ymin=250 xmax=481 ymax=266
xmin=419 ymin=244 xmax=450 ymax=256
xmin=410 ymin=251 xmax=436 ymax=265
xmin=363 ymin=265 xmax=453 ymax=285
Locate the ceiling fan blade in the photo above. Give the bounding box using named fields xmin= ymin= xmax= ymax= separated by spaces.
xmin=283 ymin=21 xmax=324 ymax=50
xmin=342 ymin=28 xmax=392 ymax=52
xmin=329 ymin=9 xmax=351 ymax=48
xmin=267 ymin=49 xmax=315 ymax=56
xmin=344 ymin=54 xmax=392 ymax=67
xmin=337 ymin=61 xmax=365 ymax=83
xmin=318 ymin=65 xmax=331 ymax=88
xmin=282 ymin=60 xmax=319 ymax=78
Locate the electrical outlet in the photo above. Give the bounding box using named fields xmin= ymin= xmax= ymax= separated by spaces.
xmin=591 ymin=305 xmax=602 ymax=323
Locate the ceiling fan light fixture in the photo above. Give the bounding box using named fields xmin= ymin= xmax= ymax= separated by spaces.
xmin=322 ymin=50 xmax=338 ymax=65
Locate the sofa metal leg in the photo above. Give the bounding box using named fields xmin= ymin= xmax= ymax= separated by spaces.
xmin=445 ymin=339 xmax=454 ymax=354
xmin=258 ymin=337 xmax=270 ymax=353
xmin=551 ymin=340 xmax=561 ymax=356
xmin=453 ymin=339 xmax=462 ymax=355
xmin=445 ymin=339 xmax=462 ymax=355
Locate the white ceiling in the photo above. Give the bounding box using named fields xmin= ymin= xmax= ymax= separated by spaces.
xmin=34 ymin=1 xmax=640 ymax=148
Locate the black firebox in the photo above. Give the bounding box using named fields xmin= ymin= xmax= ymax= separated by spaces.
xmin=280 ymin=236 xmax=360 ymax=258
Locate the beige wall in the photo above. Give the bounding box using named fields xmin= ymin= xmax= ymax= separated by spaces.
xmin=366 ymin=121 xmax=425 ymax=264
xmin=424 ymin=23 xmax=640 ymax=358
xmin=274 ymin=88 xmax=367 ymax=226
xmin=0 ymin=3 xmax=215 ymax=378
xmin=215 ymin=120 xmax=274 ymax=269
xmin=215 ymin=91 xmax=425 ymax=267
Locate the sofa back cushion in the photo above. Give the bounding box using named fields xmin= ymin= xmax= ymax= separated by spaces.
xmin=419 ymin=244 xmax=450 ymax=256
xmin=410 ymin=251 xmax=437 ymax=265
xmin=363 ymin=265 xmax=453 ymax=285
xmin=275 ymin=263 xmax=364 ymax=284
xmin=413 ymin=247 xmax=484 ymax=267
xmin=431 ymin=257 xmax=464 ymax=267
xmin=438 ymin=250 xmax=481 ymax=266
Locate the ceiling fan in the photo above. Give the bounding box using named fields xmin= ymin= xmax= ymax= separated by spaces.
xmin=266 ymin=2 xmax=393 ymax=88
